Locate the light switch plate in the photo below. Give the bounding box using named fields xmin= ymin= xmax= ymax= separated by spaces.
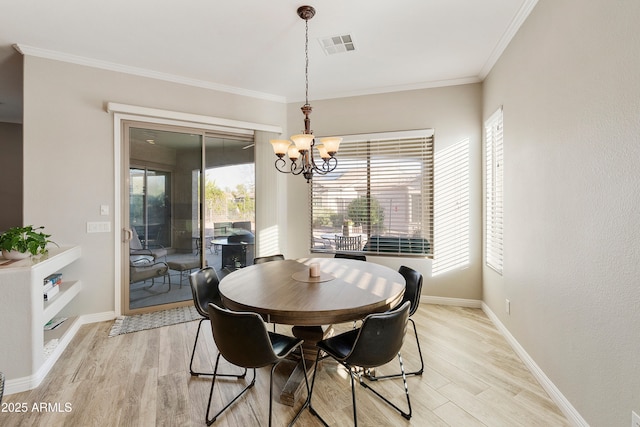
xmin=87 ymin=221 xmax=111 ymax=233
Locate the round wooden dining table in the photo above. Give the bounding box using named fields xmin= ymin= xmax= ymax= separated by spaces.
xmin=218 ymin=257 xmax=406 ymax=406
xmin=219 ymin=257 xmax=405 ymax=326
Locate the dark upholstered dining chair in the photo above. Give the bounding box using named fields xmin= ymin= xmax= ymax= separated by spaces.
xmin=252 ymin=253 xmax=285 ymax=331
xmin=205 ymin=303 xmax=309 ymax=427
xmin=188 ymin=267 xmax=247 ymax=379
xmin=0 ymin=371 xmax=4 ymax=404
xmin=366 ymin=265 xmax=424 ymax=380
xmin=253 ymin=254 xmax=285 ymax=264
xmin=300 ymin=301 xmax=412 ymax=426
xmin=334 ymin=253 xmax=367 ymax=261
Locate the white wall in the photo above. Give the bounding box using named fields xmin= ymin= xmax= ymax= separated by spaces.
xmin=22 ymin=56 xmax=287 ymax=316
xmin=482 ymin=1 xmax=640 ymax=425
xmin=284 ymin=83 xmax=484 ymax=300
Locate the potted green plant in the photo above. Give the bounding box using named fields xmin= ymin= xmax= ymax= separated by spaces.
xmin=0 ymin=225 xmax=57 ymax=260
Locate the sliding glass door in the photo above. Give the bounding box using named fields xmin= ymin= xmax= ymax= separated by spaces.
xmin=123 ymin=122 xmax=255 ymax=314
xmin=129 ymin=168 xmax=171 ymax=249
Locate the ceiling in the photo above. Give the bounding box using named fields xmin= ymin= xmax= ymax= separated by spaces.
xmin=0 ymin=0 xmax=537 ymax=123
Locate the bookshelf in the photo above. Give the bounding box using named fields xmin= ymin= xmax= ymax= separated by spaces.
xmin=0 ymin=245 xmax=82 ymax=394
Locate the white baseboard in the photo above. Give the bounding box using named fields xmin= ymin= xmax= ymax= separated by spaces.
xmin=481 ymin=303 xmax=588 ymax=427
xmin=4 ymin=311 xmax=116 ymax=396
xmin=421 ymin=295 xmax=483 ymax=308
xmin=79 ymin=310 xmax=116 ymax=324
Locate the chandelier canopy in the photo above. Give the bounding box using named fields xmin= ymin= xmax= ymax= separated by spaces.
xmin=270 ymin=5 xmax=341 ymax=183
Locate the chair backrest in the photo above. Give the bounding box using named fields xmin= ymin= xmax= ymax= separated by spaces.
xmin=130 ymin=228 xmax=144 ymax=251
xmin=207 ymin=303 xmax=279 ymax=368
xmin=227 ymin=231 xmax=255 ymax=244
xmin=398 ymin=266 xmax=423 ymax=316
xmin=253 ymin=254 xmax=285 ymax=264
xmin=232 ymin=221 xmax=252 ymax=232
xmin=344 ymin=301 xmax=410 ymax=368
xmin=334 ymin=253 xmax=367 ymax=261
xmin=189 ymin=267 xmax=223 ymax=318
xmin=335 ymin=234 xmax=362 ymax=250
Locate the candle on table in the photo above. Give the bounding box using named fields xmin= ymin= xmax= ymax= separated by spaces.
xmin=309 ymin=262 xmax=320 ymax=277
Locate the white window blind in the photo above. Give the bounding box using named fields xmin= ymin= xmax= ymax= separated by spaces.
xmin=433 ymin=138 xmax=470 ymax=275
xmin=485 ymin=108 xmax=504 ymax=274
xmin=311 ymin=130 xmax=434 ymax=256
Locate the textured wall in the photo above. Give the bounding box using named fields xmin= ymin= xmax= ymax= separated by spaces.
xmin=483 ymin=0 xmax=640 ymax=425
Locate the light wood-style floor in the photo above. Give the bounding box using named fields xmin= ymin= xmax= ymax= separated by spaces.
xmin=2 ymin=305 xmax=570 ymax=426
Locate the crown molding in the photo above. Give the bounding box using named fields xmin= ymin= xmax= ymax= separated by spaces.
xmin=301 ymin=76 xmax=483 ymax=103
xmin=13 ymin=44 xmax=287 ymax=104
xmin=478 ymin=0 xmax=539 ymax=79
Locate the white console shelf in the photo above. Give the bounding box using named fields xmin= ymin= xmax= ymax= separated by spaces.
xmin=0 ymin=245 xmax=82 ymax=394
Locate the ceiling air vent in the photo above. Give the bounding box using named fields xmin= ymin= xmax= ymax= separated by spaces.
xmin=319 ymin=34 xmax=355 ymax=55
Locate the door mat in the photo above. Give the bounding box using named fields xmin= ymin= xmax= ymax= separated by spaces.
xmin=109 ymin=305 xmax=200 ymax=337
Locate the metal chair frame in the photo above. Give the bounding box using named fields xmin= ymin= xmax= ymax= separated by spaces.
xmin=206 ymin=303 xmax=309 ymax=427
xmin=294 ymin=302 xmax=412 ymax=426
xmin=188 ymin=267 xmax=247 ymax=379
xmin=0 ymin=371 xmax=4 ymax=404
xmin=366 ymin=265 xmax=424 ymax=380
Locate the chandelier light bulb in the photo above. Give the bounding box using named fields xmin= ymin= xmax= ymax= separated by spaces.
xmin=319 ymin=137 xmax=342 ymax=155
xmin=316 ymin=144 xmax=330 ymax=160
xmin=290 ymin=134 xmax=314 ymax=152
xmin=270 ymin=139 xmax=292 ymax=157
xmin=288 ymin=145 xmax=301 ymax=160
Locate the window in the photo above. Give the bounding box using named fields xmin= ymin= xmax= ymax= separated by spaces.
xmin=311 ymin=130 xmax=434 ymax=256
xmin=485 ymin=107 xmax=504 ymax=274
xmin=432 ymin=138 xmax=470 ymax=275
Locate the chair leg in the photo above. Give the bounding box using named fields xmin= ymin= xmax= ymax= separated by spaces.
xmin=365 ymin=317 xmax=423 ymax=380
xmin=349 ymin=366 xmax=359 ymax=426
xmin=190 ymin=318 xmax=248 ymax=378
xmin=287 ymin=346 xmax=311 ymax=427
xmin=205 ymin=354 xmax=256 ymax=426
xmin=358 ymin=353 xmax=412 ymax=420
xmin=297 ymin=349 xmax=330 ymax=427
xmin=142 ymin=278 xmax=171 ymax=294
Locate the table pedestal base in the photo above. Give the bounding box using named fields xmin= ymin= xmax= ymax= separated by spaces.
xmin=276 ymin=325 xmax=334 ymax=406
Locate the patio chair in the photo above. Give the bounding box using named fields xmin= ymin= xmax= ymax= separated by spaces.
xmin=129 ymin=256 xmax=169 ymax=289
xmin=130 ymin=227 xmax=167 ymax=261
xmin=335 ymin=234 xmax=362 ymax=251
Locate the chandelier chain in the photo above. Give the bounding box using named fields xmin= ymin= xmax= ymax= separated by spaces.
xmin=270 ymin=6 xmax=340 ymax=183
xmin=304 ymin=18 xmax=309 ymax=106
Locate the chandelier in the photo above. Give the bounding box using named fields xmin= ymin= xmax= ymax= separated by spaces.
xmin=270 ymin=5 xmax=342 ymax=183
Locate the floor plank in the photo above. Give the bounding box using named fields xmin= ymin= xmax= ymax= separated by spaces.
xmin=1 ymin=304 xmax=571 ymax=426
